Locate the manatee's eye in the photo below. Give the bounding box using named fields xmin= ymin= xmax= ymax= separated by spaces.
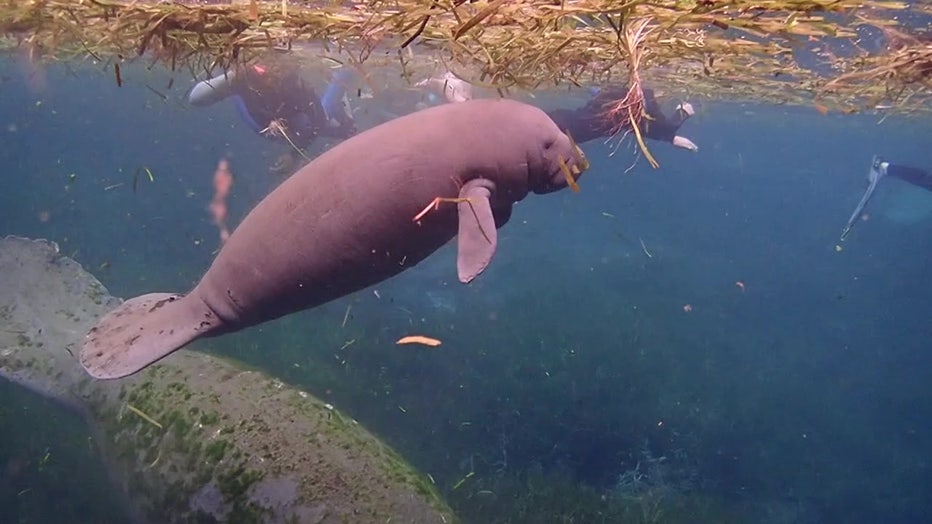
xmin=543 ymin=139 xmax=555 ymax=150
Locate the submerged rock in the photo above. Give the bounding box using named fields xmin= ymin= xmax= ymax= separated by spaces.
xmin=0 ymin=235 xmax=455 ymax=524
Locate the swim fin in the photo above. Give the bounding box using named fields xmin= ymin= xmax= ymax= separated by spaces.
xmin=840 ymin=155 xmax=886 ymax=241
xmin=188 ymin=71 xmax=238 ymax=107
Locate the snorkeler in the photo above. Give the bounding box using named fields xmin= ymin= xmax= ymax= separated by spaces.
xmin=546 ymin=86 xmax=698 ymax=151
xmin=414 ymin=73 xmax=698 ymax=151
xmin=187 ymin=56 xmax=357 ymax=151
xmin=840 ymin=155 xmax=931 ymax=240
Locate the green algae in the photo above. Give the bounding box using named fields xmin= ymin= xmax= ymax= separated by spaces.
xmin=86 ymin=367 xmax=271 ymax=521
xmin=82 ymin=357 xmax=455 ymax=522
xmin=284 ymin=389 xmax=452 ymax=518
xmin=1 ymin=235 xmax=455 ymax=523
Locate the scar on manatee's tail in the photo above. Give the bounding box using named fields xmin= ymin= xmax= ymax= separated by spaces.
xmin=80 ymin=292 xmax=222 ymax=380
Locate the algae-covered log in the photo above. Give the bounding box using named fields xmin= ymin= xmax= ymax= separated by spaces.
xmin=0 ymin=235 xmax=454 ymax=524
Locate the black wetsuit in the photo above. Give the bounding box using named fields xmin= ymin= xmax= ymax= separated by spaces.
xmin=234 ymin=65 xmax=356 ymax=149
xmin=888 ymin=164 xmax=932 ymax=192
xmin=546 ymin=88 xmax=690 ymax=144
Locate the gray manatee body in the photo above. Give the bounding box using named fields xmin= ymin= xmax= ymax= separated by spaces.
xmin=80 ymin=98 xmax=588 ymax=380
xmin=0 ymin=235 xmax=456 ymax=523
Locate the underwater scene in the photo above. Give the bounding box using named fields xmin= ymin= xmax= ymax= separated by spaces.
xmin=1 ymin=3 xmax=931 ymax=523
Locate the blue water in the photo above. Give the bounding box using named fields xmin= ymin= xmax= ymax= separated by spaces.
xmin=1 ymin=53 xmax=931 ymax=523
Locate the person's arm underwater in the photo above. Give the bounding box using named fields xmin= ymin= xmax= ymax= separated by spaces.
xmin=640 ymin=88 xmax=698 ymax=151
xmin=317 ymin=67 xmax=358 ymax=139
xmin=187 ymin=64 xmax=275 ymax=135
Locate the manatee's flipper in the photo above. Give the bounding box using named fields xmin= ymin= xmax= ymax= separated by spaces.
xmin=456 ymin=179 xmax=498 ymax=284
xmin=80 ymin=292 xmax=220 ymax=379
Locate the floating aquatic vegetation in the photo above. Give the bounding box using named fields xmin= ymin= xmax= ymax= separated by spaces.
xmin=0 ymin=0 xmax=928 ymax=115
xmin=819 ymin=24 xmax=932 ymax=110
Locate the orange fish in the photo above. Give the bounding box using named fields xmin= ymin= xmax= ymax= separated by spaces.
xmin=396 ymin=335 xmax=442 ymax=347
xmin=213 ymin=159 xmax=233 ymax=200
xmin=209 ymin=158 xmax=234 ymax=244
xmin=208 ymin=200 xmax=225 ymax=223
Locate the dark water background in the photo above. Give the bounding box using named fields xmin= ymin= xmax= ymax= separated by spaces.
xmin=1 ymin=53 xmax=930 ymax=523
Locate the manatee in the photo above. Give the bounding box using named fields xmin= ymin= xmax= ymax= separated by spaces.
xmin=80 ymin=98 xmax=588 ymax=379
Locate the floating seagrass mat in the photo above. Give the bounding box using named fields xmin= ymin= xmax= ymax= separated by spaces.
xmin=1 ymin=0 xmax=929 ymax=115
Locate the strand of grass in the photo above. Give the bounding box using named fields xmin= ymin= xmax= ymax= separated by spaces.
xmin=125 ymin=403 xmax=163 ymax=430
xmin=605 ymin=16 xmax=660 ymax=169
xmin=272 ymin=127 xmax=312 ymax=162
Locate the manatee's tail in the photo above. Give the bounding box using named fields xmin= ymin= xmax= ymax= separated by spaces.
xmin=80 ymin=292 xmax=221 ymax=380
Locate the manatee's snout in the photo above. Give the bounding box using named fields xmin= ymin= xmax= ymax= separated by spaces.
xmin=533 ymin=131 xmax=590 ymax=195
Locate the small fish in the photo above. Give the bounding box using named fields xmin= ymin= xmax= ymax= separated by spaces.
xmin=396 ymin=335 xmax=442 ymax=347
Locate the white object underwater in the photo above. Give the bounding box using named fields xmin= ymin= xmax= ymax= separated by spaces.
xmin=415 ymin=71 xmax=474 ymax=103
xmin=187 ymin=70 xmax=238 ymax=107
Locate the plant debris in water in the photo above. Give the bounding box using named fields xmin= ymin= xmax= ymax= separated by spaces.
xmin=1 ymin=0 xmax=929 ymax=116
